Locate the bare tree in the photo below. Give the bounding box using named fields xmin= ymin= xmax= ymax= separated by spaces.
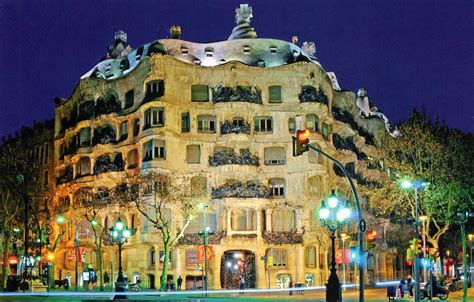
xmin=116 ymin=171 xmax=197 ymax=291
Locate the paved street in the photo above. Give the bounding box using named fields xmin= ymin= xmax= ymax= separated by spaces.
xmin=0 ymin=287 xmax=472 ymax=302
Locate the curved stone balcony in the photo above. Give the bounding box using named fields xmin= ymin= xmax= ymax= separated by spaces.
xmin=262 ymin=230 xmax=304 ymax=245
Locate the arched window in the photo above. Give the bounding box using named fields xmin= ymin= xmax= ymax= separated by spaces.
xmin=306 ymin=246 xmax=316 ymax=268
xmin=76 ymin=157 xmax=91 ymax=177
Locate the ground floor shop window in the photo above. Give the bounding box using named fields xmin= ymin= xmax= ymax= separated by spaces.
xmin=305 ymin=273 xmax=314 ymax=287
xmin=276 ymin=274 xmax=291 ymax=288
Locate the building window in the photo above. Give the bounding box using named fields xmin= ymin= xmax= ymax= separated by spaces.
xmin=76 ymin=157 xmax=91 ymax=177
xmin=143 ymin=140 xmax=165 ymax=161
xmin=186 ymin=212 xmax=217 ymax=234
xmin=190 ymin=176 xmax=207 ymax=196
xmin=78 ymin=128 xmax=91 ymax=148
xmin=322 ymin=122 xmax=331 ymax=141
xmin=268 ymin=86 xmax=282 ymax=103
xmin=272 ymin=209 xmax=295 ymax=232
xmin=127 ymin=149 xmax=138 ymax=169
xmin=150 ymin=249 xmax=156 ymax=265
xmin=266 ymin=249 xmax=287 ymax=267
xmin=205 ymin=47 xmax=214 ymax=57
xmin=264 ymin=147 xmax=286 ymax=165
xmin=181 ymin=112 xmax=190 ymax=132
xmin=78 ymin=100 xmax=95 ymax=121
xmin=233 ymin=117 xmax=244 ymax=127
xmin=191 ymin=85 xmax=209 ymax=102
xmin=319 ymin=249 xmax=326 ymax=269
xmin=119 ymin=121 xmax=128 ymax=141
xmin=133 ymin=119 xmax=140 ymax=136
xmin=186 ymin=145 xmax=200 ymax=164
xmin=44 ymin=170 xmax=49 ymax=186
xmin=185 ymin=250 xmax=199 ymax=267
xmin=197 ymin=115 xmax=216 ymax=133
xmin=309 ymin=147 xmax=325 ymax=165
xmin=254 ymin=116 xmax=273 ymax=133
xmin=145 ymin=80 xmax=164 ymax=100
xmin=124 ymin=89 xmax=134 ymax=109
xmin=231 ymin=208 xmax=256 ymax=231
xmin=306 ymin=246 xmax=316 ymax=268
xmin=269 ymin=178 xmax=285 ymax=198
xmin=43 ymin=143 xmax=49 ymax=164
xmin=144 ymin=107 xmax=165 ymax=129
xmin=288 ymin=118 xmax=296 ymax=134
xmin=306 ymin=114 xmax=320 ymax=133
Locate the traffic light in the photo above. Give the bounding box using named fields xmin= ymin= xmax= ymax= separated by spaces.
xmin=366 ymin=229 xmax=377 ymax=250
xmin=292 ymin=129 xmax=310 ymax=157
xmin=349 ymin=246 xmax=358 ymax=263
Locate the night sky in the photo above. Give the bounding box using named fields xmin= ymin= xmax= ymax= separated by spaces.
xmin=0 ymin=0 xmax=472 ymax=138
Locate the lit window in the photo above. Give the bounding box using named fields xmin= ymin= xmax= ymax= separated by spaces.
xmin=269 ymin=178 xmax=285 ymax=198
xmin=191 ymin=85 xmax=209 ymax=102
xmin=266 ymin=248 xmax=287 ymax=267
xmin=197 ymin=115 xmax=216 ymax=133
xmin=264 ymin=147 xmax=286 ymax=165
xmin=143 ymin=140 xmax=165 ymax=161
xmin=272 ymin=209 xmax=295 ymax=232
xmin=254 ymin=116 xmax=273 ymax=133
xmin=144 ymin=107 xmax=165 ymax=129
xmin=306 ymin=114 xmax=320 ymax=133
xmin=186 ymin=145 xmax=201 ymax=164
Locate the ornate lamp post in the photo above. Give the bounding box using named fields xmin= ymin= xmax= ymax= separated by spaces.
xmin=109 ymin=218 xmax=132 ymax=295
xmin=318 ymin=191 xmax=351 ymax=302
xmin=401 ymin=179 xmax=428 ymax=302
xmin=198 ymin=204 xmax=213 ymax=291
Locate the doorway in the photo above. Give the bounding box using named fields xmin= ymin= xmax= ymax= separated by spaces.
xmin=221 ymin=250 xmax=255 ymax=289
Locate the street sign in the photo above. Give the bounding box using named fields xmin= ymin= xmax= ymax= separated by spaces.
xmin=197 ymin=245 xmax=213 ymax=261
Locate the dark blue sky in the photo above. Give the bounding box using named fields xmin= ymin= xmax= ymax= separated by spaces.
xmin=0 ymin=0 xmax=472 ymax=138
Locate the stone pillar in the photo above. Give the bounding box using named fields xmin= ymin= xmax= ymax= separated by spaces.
xmin=212 ymin=250 xmax=222 ymax=289
xmin=265 ymin=209 xmax=272 ymax=232
xmin=256 ymin=251 xmax=267 ymax=289
xmin=295 ymin=247 xmax=305 ymax=284
xmin=153 ymin=244 xmax=161 ymax=289
xmin=174 ymin=248 xmax=183 ymax=287
xmin=295 ymin=209 xmax=302 ymax=232
xmin=227 ymin=208 xmax=232 ymax=234
xmin=256 ymin=209 xmax=262 ymax=233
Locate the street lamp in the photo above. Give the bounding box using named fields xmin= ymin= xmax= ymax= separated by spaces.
xmin=198 ymin=204 xmax=213 ymax=292
xmin=400 ymin=179 xmax=428 ymax=302
xmin=469 ymin=234 xmax=473 ymax=285
xmin=318 ymin=190 xmax=352 ymax=302
xmin=340 ymin=233 xmax=349 ymax=291
xmin=420 ymin=215 xmax=428 ymax=283
xmin=109 ymin=218 xmax=132 ymax=296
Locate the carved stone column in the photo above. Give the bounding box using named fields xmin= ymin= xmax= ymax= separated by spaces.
xmin=153 ymin=244 xmax=161 ymax=289
xmin=227 ymin=208 xmax=232 ymax=235
xmin=295 ymin=246 xmax=305 ymax=284
xmin=212 ymin=249 xmax=222 ymax=289
xmin=265 ymin=209 xmax=272 ymax=232
xmin=295 ymin=208 xmax=302 ymax=232
xmin=174 ymin=248 xmax=183 ymax=287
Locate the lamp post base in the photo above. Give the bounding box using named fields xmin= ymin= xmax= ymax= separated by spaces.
xmin=325 ymin=279 xmax=342 ymax=302
xmin=114 ymin=280 xmax=128 ymax=300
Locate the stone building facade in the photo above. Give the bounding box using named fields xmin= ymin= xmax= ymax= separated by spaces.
xmin=48 ymin=5 xmax=403 ymax=289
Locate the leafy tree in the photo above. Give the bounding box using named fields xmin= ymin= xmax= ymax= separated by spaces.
xmin=116 ymin=171 xmax=197 ymax=291
xmin=364 ymin=109 xmax=474 ymax=250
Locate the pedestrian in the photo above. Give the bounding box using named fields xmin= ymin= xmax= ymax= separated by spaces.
xmin=289 ymin=280 xmax=294 ymax=296
xmin=167 ymin=278 xmax=172 ymax=291
xmin=407 ymin=275 xmax=414 ymax=297
xmin=177 ymin=275 xmax=183 ymax=290
xmin=239 ymin=276 xmax=245 ymax=294
xmin=104 ymin=272 xmax=110 ymax=286
xmin=399 ymin=277 xmax=407 ymax=297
